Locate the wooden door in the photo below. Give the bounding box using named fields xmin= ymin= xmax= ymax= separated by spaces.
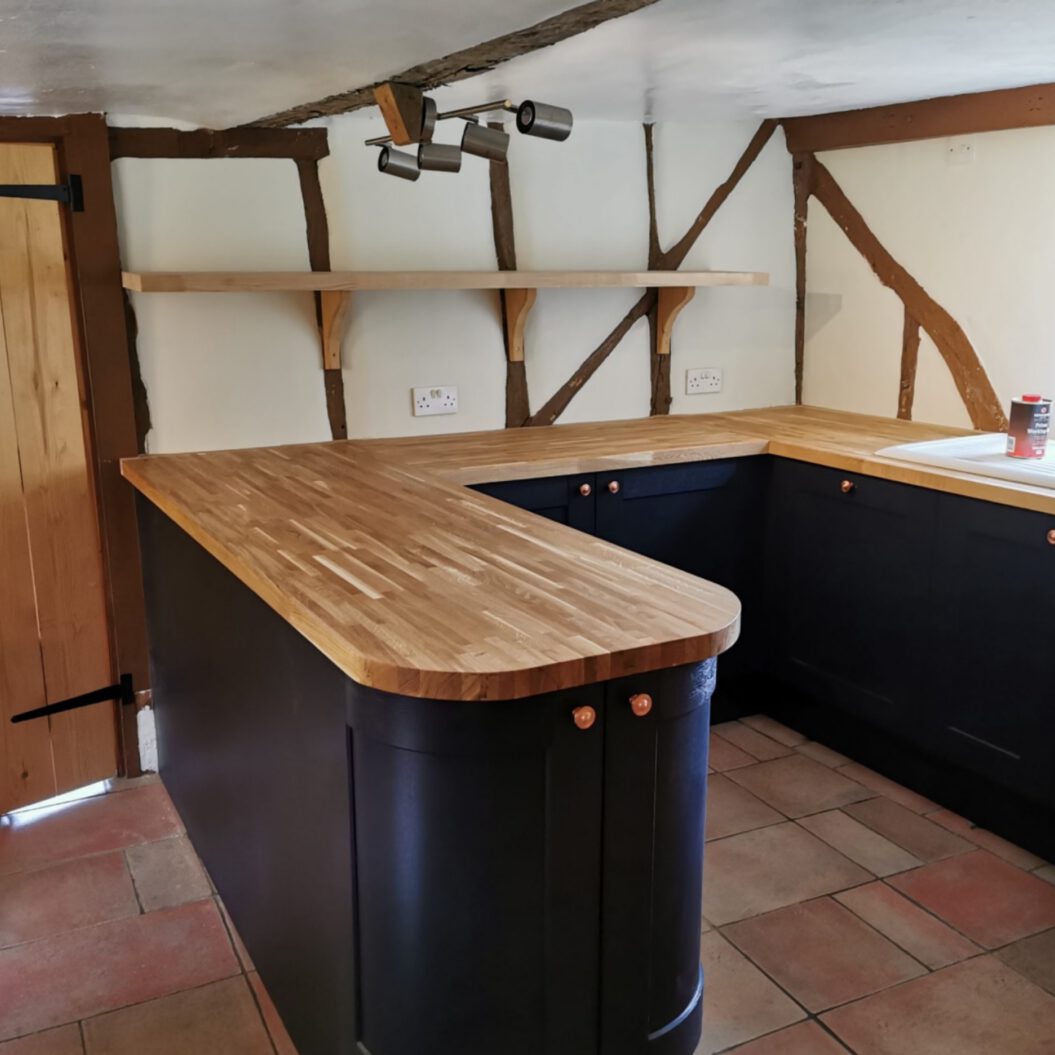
xmin=0 ymin=141 xmax=117 ymax=812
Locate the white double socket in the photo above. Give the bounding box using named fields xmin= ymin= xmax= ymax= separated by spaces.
xmin=412 ymin=385 xmax=459 ymax=416
xmin=686 ymin=368 xmax=723 ymax=395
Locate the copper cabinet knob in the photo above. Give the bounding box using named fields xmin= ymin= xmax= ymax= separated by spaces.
xmin=607 ymin=480 xmax=621 ymax=494
xmin=840 ymin=479 xmax=855 ymax=494
xmin=1048 ymin=529 xmax=1055 ymax=546
xmin=579 ymin=483 xmax=592 ymax=497
xmin=572 ymin=705 xmax=597 ymax=730
xmin=629 ymin=693 xmax=653 ymax=717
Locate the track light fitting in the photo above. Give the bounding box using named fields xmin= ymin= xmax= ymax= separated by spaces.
xmin=366 ymin=84 xmax=572 ymax=180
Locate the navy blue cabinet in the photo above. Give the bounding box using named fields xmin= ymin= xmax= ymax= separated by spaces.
xmin=930 ymin=494 xmax=1055 ymax=805
xmin=472 ymin=474 xmax=596 ymax=534
xmin=766 ymin=459 xmax=939 ymax=737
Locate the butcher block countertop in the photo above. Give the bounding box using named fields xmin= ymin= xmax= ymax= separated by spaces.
xmin=122 ymin=406 xmax=1055 ymax=701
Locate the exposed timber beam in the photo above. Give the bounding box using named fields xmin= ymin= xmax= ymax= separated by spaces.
xmin=109 ymin=126 xmax=328 ymax=160
xmin=783 ymin=81 xmax=1055 ymax=154
xmin=245 ymin=0 xmax=661 ymax=129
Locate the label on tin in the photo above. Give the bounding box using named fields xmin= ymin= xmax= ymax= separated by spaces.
xmin=1007 ymin=398 xmax=1051 ymax=459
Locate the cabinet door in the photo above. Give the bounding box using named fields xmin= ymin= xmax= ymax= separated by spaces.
xmin=600 ymin=662 xmax=714 ymax=1055
xmin=471 ymin=474 xmax=595 ymax=533
xmin=594 ymin=458 xmax=769 ymax=683
xmin=931 ymin=495 xmax=1055 ymax=804
xmin=349 ymin=683 xmax=605 ymax=1055
xmin=767 ymin=460 xmax=938 ymax=735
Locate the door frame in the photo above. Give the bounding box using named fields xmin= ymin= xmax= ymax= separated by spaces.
xmin=0 ymin=114 xmax=147 ymax=777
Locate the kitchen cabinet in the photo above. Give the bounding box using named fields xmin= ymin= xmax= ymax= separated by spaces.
xmin=766 ymin=459 xmax=939 ymax=737
xmin=472 ymin=473 xmax=596 ymax=533
xmin=930 ymin=493 xmax=1055 ymax=805
xmin=140 ymin=499 xmax=715 ymax=1055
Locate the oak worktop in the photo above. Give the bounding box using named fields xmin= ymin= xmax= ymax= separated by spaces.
xmin=122 ymin=406 xmax=1055 ymax=701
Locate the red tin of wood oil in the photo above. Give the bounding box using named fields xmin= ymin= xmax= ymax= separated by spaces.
xmin=1007 ymin=394 xmax=1051 ymax=458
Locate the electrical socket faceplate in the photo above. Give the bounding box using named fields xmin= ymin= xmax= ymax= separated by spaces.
xmin=686 ymin=368 xmax=722 ymax=395
xmin=412 ymin=385 xmax=459 ymax=416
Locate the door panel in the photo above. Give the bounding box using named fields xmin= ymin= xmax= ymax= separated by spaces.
xmin=0 ymin=142 xmax=117 ymax=808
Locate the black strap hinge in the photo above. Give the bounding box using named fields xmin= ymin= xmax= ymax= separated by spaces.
xmin=0 ymin=174 xmax=84 ymax=212
xmin=11 ymin=672 xmax=134 ymax=724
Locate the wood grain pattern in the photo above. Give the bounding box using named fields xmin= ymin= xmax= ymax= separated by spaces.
xmin=783 ymin=81 xmax=1055 ymax=153
xmin=899 ymin=309 xmax=921 ymax=421
xmin=0 ymin=142 xmax=117 ymax=795
xmin=810 ymin=159 xmax=1007 ymax=431
xmin=320 ymin=291 xmax=352 ymax=371
xmin=503 ymin=288 xmax=536 ymax=365
xmin=373 ymin=83 xmax=423 ymax=146
xmin=123 ymin=406 xmax=1055 ymax=704
xmin=0 ymin=266 xmax=56 ymax=810
xmin=123 ymin=270 xmax=769 ymax=293
xmin=655 ymin=287 xmax=695 ymax=358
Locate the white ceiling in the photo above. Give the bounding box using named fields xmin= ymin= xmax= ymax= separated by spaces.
xmin=3 ymin=0 xmax=1055 ymax=127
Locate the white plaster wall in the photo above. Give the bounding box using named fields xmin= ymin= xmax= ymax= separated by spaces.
xmin=803 ymin=127 xmax=1055 ymax=427
xmin=111 ymin=114 xmax=795 ymax=452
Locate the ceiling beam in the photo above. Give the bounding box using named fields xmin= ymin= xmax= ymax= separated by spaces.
xmin=243 ymin=0 xmax=660 ymax=129
xmin=783 ymin=81 xmax=1055 ymax=153
xmin=109 ymin=126 xmax=329 ymax=160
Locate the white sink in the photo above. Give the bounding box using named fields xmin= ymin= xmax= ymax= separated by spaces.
xmin=878 ymin=433 xmax=1055 ymax=490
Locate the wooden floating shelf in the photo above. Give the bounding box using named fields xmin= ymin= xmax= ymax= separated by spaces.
xmin=122 ymin=270 xmax=769 ymax=293
xmin=122 ymin=269 xmax=769 ymax=368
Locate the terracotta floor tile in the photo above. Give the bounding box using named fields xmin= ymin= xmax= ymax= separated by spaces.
xmin=82 ymin=976 xmax=271 ymax=1055
xmin=0 ymin=900 xmax=239 ymax=1040
xmin=126 ymin=836 xmax=211 ymax=912
xmin=835 ymin=881 xmax=979 ymax=969
xmin=0 ymin=785 xmax=181 ymax=877
xmin=724 ymin=898 xmax=925 ymax=1013
xmin=728 ymin=756 xmax=874 ymax=819
xmin=844 ymin=798 xmax=973 ymax=863
xmin=706 ymin=775 xmax=783 ymax=842
xmin=0 ymin=1025 xmax=83 ymax=1054
xmin=709 ymin=733 xmax=757 ymax=772
xmin=997 ymin=928 xmax=1055 ymax=996
xmin=739 ymin=716 xmax=807 ymax=748
xmin=712 ymin=723 xmax=794 ymax=762
xmin=703 ymin=822 xmax=870 ymax=925
xmin=795 ymin=741 xmax=851 ymax=769
xmin=798 ymin=811 xmax=921 ymax=877
xmin=834 ymin=763 xmax=937 ymax=814
xmin=247 ymin=972 xmax=298 ymax=1055
xmin=216 ymin=898 xmax=254 ymax=972
xmin=928 ymin=810 xmax=1047 ymax=870
xmin=728 ymin=1020 xmax=850 ymax=1053
xmin=890 ymin=850 xmax=1055 ymax=950
xmin=0 ymin=853 xmax=139 ymax=948
xmin=695 ymin=932 xmax=804 ymax=1054
xmin=822 ymin=955 xmax=1055 ymax=1055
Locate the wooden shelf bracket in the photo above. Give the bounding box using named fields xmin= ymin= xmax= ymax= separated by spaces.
xmin=320 ymin=290 xmax=352 ymax=370
xmin=502 ymin=288 xmax=537 ymax=362
xmin=655 ymin=286 xmax=695 ymax=357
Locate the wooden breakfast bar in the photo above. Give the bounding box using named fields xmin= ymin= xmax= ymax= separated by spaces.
xmin=123 ymin=406 xmax=1055 ymax=1055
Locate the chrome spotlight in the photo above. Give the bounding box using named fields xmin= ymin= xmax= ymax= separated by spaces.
xmin=377 ymin=145 xmax=420 ymax=181
xmin=419 ymin=97 xmax=438 ymax=142
xmin=461 ymin=121 xmax=510 ymax=161
xmin=516 ymin=100 xmax=573 ymax=141
xmin=418 ymin=141 xmax=462 ymax=172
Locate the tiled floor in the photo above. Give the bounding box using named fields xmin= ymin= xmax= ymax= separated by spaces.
xmin=0 ymin=777 xmax=293 ymax=1054
xmin=2 ymin=717 xmax=1054 ymax=1054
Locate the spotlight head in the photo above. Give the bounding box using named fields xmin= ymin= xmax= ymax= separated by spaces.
xmin=516 ymin=100 xmax=573 ymax=141
xmin=419 ymin=97 xmax=438 ymax=142
xmin=377 ymin=145 xmax=420 ymax=181
xmin=418 ymin=141 xmax=462 ymax=173
xmin=461 ymin=121 xmax=510 ymax=162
